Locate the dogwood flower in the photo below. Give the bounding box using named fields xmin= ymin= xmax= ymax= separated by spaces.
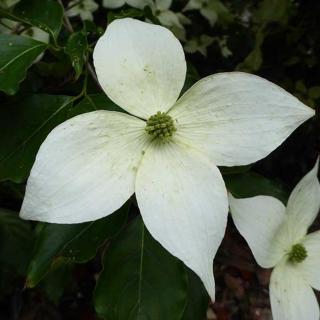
xmin=229 ymin=158 xmax=320 ymax=320
xmin=20 ymin=18 xmax=314 ymax=300
xmin=67 ymin=0 xmax=98 ymax=21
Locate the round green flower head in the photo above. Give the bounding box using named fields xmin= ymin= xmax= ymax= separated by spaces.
xmin=288 ymin=243 xmax=308 ymax=263
xmin=145 ymin=111 xmax=176 ymax=141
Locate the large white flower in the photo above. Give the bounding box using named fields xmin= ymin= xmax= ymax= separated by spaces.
xmin=229 ymin=158 xmax=320 ymax=320
xmin=20 ymin=18 xmax=315 ymax=300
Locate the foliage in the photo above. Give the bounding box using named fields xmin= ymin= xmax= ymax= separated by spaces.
xmin=0 ymin=0 xmax=319 ymax=319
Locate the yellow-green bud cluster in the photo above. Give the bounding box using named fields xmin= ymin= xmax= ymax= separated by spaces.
xmin=288 ymin=243 xmax=308 ymax=263
xmin=145 ymin=111 xmax=176 ymax=141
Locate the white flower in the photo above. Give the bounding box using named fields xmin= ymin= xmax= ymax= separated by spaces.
xmin=103 ymin=0 xmax=189 ymax=40
xmin=229 ymin=158 xmax=320 ymax=320
xmin=102 ymin=0 xmax=150 ymax=10
xmin=67 ymin=0 xmax=98 ymax=21
xmin=20 ymin=18 xmax=314 ymax=300
xmin=184 ymin=0 xmax=230 ymax=27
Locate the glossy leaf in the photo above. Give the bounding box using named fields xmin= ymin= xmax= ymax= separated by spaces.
xmin=225 ymin=171 xmax=288 ymax=203
xmin=65 ymin=31 xmax=87 ymax=80
xmin=27 ymin=204 xmax=128 ymax=288
xmin=94 ymin=216 xmax=188 ymax=320
xmin=0 ymin=0 xmax=63 ymax=40
xmin=0 ymin=34 xmax=47 ymax=95
xmin=0 ymin=95 xmax=73 ymax=183
xmin=181 ymin=270 xmax=209 ymax=320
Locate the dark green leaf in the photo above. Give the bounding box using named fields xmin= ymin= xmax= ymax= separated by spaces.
xmin=61 ymin=203 xmax=129 ymax=263
xmin=27 ymin=204 xmax=128 ymax=288
xmin=94 ymin=216 xmax=188 ymax=320
xmin=0 ymin=95 xmax=73 ymax=183
xmin=254 ymin=0 xmax=292 ymax=25
xmin=0 ymin=209 xmax=31 ymax=296
xmin=0 ymin=0 xmax=63 ymax=40
xmin=308 ymin=86 xmax=320 ymax=100
xmin=0 ymin=208 xmax=33 ymax=275
xmin=0 ymin=34 xmax=47 ymax=95
xmin=225 ymin=171 xmax=288 ymax=203
xmin=181 ymin=270 xmax=209 ymax=320
xmin=42 ymin=259 xmax=73 ymax=304
xmin=65 ymin=31 xmax=87 ymax=80
xmin=72 ymin=93 xmax=124 ymax=116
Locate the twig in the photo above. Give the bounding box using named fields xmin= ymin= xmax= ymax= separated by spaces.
xmin=57 ymin=0 xmax=74 ymax=33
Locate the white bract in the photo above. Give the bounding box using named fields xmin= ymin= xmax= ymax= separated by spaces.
xmin=67 ymin=0 xmax=98 ymax=21
xmin=229 ymin=158 xmax=320 ymax=320
xmin=20 ymin=18 xmax=315 ymax=300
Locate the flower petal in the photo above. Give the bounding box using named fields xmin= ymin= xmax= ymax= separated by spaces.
xmin=135 ymin=142 xmax=228 ymax=300
xmin=286 ymin=158 xmax=320 ymax=239
xmin=168 ymin=72 xmax=315 ymax=166
xmin=229 ymin=194 xmax=286 ymax=268
xmin=93 ymin=18 xmax=186 ymax=119
xmin=270 ymin=261 xmax=319 ymax=320
xmin=20 ymin=111 xmax=148 ymax=223
xmin=298 ymin=231 xmax=320 ymax=290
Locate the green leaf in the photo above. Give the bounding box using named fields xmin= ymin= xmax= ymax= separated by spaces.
xmin=237 ymin=29 xmax=264 ymax=72
xmin=0 ymin=208 xmax=33 ymax=296
xmin=254 ymin=0 xmax=292 ymax=25
xmin=181 ymin=270 xmax=209 ymax=320
xmin=0 ymin=208 xmax=33 ymax=275
xmin=42 ymin=259 xmax=74 ymax=304
xmin=94 ymin=216 xmax=188 ymax=320
xmin=73 ymin=93 xmax=124 ymax=115
xmin=26 ymin=204 xmax=128 ymax=288
xmin=65 ymin=31 xmax=87 ymax=80
xmin=0 ymin=0 xmax=63 ymax=40
xmin=225 ymin=171 xmax=288 ymax=203
xmin=0 ymin=94 xmax=73 ymax=183
xmin=0 ymin=34 xmax=47 ymax=95
xmin=308 ymin=86 xmax=320 ymax=100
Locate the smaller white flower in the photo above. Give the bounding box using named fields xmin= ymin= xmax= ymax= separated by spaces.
xmin=102 ymin=0 xmax=150 ymax=10
xmin=229 ymin=158 xmax=320 ymax=320
xmin=184 ymin=34 xmax=214 ymax=56
xmin=184 ymin=0 xmax=230 ymax=27
xmin=103 ymin=0 xmax=189 ymax=40
xmin=151 ymin=0 xmax=190 ymax=41
xmin=67 ymin=0 xmax=99 ymax=21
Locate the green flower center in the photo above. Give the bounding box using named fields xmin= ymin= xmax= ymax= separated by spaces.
xmin=288 ymin=243 xmax=308 ymax=263
xmin=145 ymin=111 xmax=176 ymax=141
